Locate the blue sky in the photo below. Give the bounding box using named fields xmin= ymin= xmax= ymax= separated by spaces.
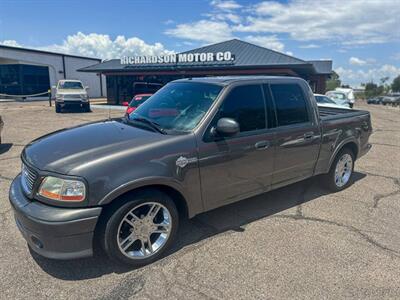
xmin=1 ymin=0 xmax=399 ymax=86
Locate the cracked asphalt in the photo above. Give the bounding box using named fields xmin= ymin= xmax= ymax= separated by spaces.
xmin=0 ymin=101 xmax=399 ymax=299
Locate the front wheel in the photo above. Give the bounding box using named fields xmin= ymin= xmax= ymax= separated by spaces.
xmin=323 ymin=148 xmax=354 ymax=192
xmin=101 ymin=191 xmax=179 ymax=267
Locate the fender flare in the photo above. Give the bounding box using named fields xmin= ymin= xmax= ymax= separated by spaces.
xmin=98 ymin=176 xmax=188 ymax=206
xmin=327 ymin=137 xmax=359 ymax=172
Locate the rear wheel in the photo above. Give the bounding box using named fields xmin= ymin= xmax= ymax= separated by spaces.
xmin=323 ymin=148 xmax=354 ymax=192
xmin=101 ymin=190 xmax=179 ymax=267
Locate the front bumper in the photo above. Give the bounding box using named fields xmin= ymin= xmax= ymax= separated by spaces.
xmin=56 ymin=100 xmax=89 ymax=107
xmin=9 ymin=175 xmax=102 ymax=260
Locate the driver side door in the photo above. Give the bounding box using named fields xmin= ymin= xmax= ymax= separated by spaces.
xmin=197 ymin=84 xmax=276 ymax=211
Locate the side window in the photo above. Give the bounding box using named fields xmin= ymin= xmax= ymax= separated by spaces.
xmin=270 ymin=84 xmax=309 ymax=126
xmin=218 ymin=85 xmax=266 ymax=132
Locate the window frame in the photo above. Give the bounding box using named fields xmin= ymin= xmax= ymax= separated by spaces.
xmin=203 ymin=83 xmax=271 ymax=142
xmin=267 ymin=82 xmax=313 ymax=129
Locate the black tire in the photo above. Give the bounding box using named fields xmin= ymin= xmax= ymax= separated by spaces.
xmin=323 ymin=148 xmax=355 ymax=192
xmin=55 ymin=103 xmax=61 ymax=113
xmin=101 ymin=190 xmax=179 ymax=267
xmin=84 ymin=103 xmax=91 ymax=112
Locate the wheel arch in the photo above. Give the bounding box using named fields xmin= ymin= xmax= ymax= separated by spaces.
xmin=99 ymin=180 xmax=190 ymax=220
xmin=328 ymin=139 xmax=359 ymax=172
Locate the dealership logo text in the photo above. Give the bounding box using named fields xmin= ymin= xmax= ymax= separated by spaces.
xmin=121 ymin=51 xmax=234 ymax=65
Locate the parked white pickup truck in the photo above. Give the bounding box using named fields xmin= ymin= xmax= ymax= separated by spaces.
xmin=53 ymin=80 xmax=90 ymax=113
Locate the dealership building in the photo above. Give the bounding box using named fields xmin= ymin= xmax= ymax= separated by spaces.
xmin=80 ymin=39 xmax=332 ymax=104
xmin=0 ymin=45 xmax=106 ymax=99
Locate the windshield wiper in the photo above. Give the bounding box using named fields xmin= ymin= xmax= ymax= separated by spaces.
xmin=128 ymin=116 xmax=167 ymax=134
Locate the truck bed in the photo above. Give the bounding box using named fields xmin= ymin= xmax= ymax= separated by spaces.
xmin=318 ymin=107 xmax=369 ymax=120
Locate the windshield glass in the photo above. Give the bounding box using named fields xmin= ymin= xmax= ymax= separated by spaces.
xmin=129 ymin=82 xmax=223 ymax=132
xmin=59 ymin=81 xmax=83 ymax=89
xmin=315 ymin=95 xmax=335 ymax=104
xmin=129 ymin=95 xmax=152 ymax=107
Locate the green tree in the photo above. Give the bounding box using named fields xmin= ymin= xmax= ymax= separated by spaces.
xmin=392 ymin=75 xmax=400 ymax=92
xmin=326 ymin=71 xmax=341 ymax=91
xmin=364 ymin=82 xmax=380 ymax=98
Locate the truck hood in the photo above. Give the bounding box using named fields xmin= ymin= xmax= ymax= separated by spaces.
xmin=23 ymin=119 xmax=170 ymax=174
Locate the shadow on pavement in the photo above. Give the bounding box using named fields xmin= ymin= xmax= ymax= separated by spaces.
xmin=31 ymin=172 xmax=367 ymax=280
xmin=0 ymin=143 xmax=13 ymax=155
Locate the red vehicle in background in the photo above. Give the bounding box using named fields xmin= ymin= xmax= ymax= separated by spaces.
xmin=123 ymin=94 xmax=153 ymax=115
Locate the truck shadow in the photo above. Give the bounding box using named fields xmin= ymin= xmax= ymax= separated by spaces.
xmin=0 ymin=143 xmax=13 ymax=155
xmin=31 ymin=172 xmax=366 ymax=280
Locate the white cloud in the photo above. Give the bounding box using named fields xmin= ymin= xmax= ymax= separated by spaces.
xmin=1 ymin=40 xmax=21 ymax=47
xmin=299 ymin=44 xmax=320 ymax=49
xmin=234 ymin=0 xmax=400 ymax=45
xmin=210 ymin=0 xmax=242 ymax=10
xmin=1 ymin=32 xmax=173 ymax=59
xmin=336 ymin=64 xmax=400 ymax=86
xmin=165 ymin=20 xmax=234 ymax=44
xmin=349 ymin=57 xmax=367 ymax=66
xmin=244 ymin=35 xmax=285 ymax=52
xmin=207 ymin=12 xmax=242 ymax=24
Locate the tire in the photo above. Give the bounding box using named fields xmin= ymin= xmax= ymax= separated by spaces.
xmin=84 ymin=103 xmax=91 ymax=112
xmin=101 ymin=190 xmax=179 ymax=267
xmin=323 ymin=148 xmax=355 ymax=192
xmin=55 ymin=103 xmax=61 ymax=113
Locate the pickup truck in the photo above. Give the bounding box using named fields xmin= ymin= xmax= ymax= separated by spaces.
xmin=9 ymin=76 xmax=372 ymax=267
xmin=53 ymin=79 xmax=90 ymax=113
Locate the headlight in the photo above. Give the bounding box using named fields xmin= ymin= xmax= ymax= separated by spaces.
xmin=38 ymin=176 xmax=86 ymax=202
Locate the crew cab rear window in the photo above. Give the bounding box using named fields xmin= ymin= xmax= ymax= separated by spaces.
xmin=270 ymin=84 xmax=309 ymax=126
xmin=219 ymin=85 xmax=266 ymax=132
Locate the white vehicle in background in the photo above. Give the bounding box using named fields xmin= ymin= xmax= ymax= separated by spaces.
xmin=314 ymin=94 xmax=351 ymax=110
xmin=325 ymin=90 xmax=351 ymax=108
xmin=335 ymin=88 xmax=355 ymax=108
xmin=53 ymin=80 xmax=90 ymax=113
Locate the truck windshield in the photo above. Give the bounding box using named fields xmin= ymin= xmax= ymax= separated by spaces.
xmin=129 ymin=82 xmax=223 ymax=132
xmin=59 ymin=82 xmax=83 ymax=89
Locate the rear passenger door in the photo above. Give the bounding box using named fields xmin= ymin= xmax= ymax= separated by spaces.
xmin=267 ymin=83 xmax=320 ymax=188
xmin=198 ymin=84 xmax=276 ymax=211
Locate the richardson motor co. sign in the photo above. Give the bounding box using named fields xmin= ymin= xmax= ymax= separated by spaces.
xmin=121 ymin=51 xmax=234 ymax=65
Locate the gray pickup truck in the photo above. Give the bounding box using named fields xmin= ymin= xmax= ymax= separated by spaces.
xmin=9 ymin=76 xmax=372 ymax=267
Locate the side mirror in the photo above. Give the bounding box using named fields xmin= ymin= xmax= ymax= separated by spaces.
xmin=212 ymin=118 xmax=240 ymax=137
xmin=85 ymin=86 xmax=89 ymax=90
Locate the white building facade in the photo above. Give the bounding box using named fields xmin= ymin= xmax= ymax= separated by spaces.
xmin=0 ymin=45 xmax=106 ymax=99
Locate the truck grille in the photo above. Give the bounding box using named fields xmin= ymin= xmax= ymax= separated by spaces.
xmin=21 ymin=164 xmax=37 ymax=194
xmin=65 ymin=94 xmax=82 ymax=99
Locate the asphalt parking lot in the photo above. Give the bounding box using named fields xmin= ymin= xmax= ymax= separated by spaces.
xmin=0 ymin=101 xmax=399 ymax=299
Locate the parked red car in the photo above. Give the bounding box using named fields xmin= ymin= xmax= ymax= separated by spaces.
xmin=123 ymin=94 xmax=153 ymax=115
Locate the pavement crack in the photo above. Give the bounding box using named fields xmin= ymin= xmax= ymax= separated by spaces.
xmin=373 ymin=178 xmax=400 ymax=208
xmin=273 ymin=214 xmax=400 ymax=258
xmin=0 ymin=174 xmax=13 ymax=181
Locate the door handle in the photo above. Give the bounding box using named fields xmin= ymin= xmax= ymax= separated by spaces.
xmin=303 ymin=132 xmax=314 ymax=140
xmin=255 ymin=140 xmax=270 ymax=150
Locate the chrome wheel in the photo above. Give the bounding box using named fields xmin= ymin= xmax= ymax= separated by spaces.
xmin=334 ymin=153 xmax=353 ymax=187
xmin=117 ymin=202 xmax=171 ymax=259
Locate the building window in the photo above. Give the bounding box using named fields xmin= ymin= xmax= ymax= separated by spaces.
xmin=0 ymin=64 xmax=50 ymax=96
